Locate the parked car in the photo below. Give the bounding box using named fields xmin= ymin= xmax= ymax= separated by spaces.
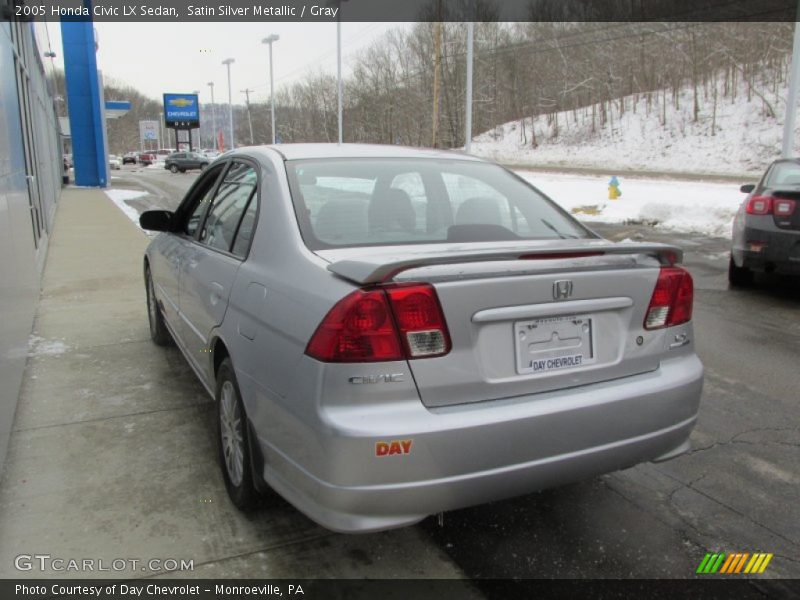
xmin=164 ymin=151 xmax=209 ymax=173
xmin=139 ymin=144 xmax=703 ymax=533
xmin=138 ymin=152 xmax=155 ymax=166
xmin=122 ymin=152 xmax=138 ymax=165
xmin=108 ymin=154 xmax=121 ymax=170
xmin=730 ymin=158 xmax=800 ymax=286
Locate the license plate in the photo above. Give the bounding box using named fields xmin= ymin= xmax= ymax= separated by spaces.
xmin=515 ymin=315 xmax=595 ymax=375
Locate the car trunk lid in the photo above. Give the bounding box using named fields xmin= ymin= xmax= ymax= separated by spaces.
xmin=318 ymin=240 xmax=680 ymax=408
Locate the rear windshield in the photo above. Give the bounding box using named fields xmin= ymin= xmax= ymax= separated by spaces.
xmin=285 ymin=158 xmax=591 ymax=249
xmin=766 ymin=161 xmax=800 ymax=187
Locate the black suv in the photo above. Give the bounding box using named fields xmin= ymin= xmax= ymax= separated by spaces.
xmin=164 ymin=152 xmax=209 ymax=173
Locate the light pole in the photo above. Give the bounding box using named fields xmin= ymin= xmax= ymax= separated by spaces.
xmin=337 ymin=15 xmax=342 ymax=144
xmin=464 ymin=21 xmax=474 ymax=154
xmin=192 ymin=90 xmax=200 ymax=151
xmin=262 ymin=34 xmax=279 ymax=144
xmin=207 ymin=81 xmax=216 ymax=151
xmin=329 ymin=0 xmax=348 ymax=144
xmin=783 ymin=19 xmax=800 ymax=158
xmin=222 ymin=58 xmax=235 ymax=149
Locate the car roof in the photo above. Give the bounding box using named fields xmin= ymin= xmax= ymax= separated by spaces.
xmin=231 ymin=143 xmax=486 ymax=163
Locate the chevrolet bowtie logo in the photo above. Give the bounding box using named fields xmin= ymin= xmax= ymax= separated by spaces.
xmin=169 ymin=98 xmax=194 ymax=107
xmin=553 ymin=280 xmax=573 ymax=300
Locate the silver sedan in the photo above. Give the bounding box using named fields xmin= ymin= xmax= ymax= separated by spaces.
xmin=140 ymin=144 xmax=703 ymax=533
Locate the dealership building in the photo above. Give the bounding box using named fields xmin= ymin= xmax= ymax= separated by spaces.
xmin=0 ymin=17 xmax=63 ymax=471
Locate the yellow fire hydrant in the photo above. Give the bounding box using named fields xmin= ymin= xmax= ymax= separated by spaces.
xmin=608 ymin=176 xmax=621 ymax=200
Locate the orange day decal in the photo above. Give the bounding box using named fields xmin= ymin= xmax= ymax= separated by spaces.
xmin=375 ymin=440 xmax=413 ymax=457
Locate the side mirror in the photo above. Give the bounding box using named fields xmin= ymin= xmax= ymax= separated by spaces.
xmin=139 ymin=210 xmax=174 ymax=232
xmin=740 ymin=184 xmax=755 ymax=194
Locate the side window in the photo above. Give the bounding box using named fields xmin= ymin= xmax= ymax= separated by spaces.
xmin=199 ymin=161 xmax=257 ymax=254
xmin=183 ymin=165 xmax=225 ymax=236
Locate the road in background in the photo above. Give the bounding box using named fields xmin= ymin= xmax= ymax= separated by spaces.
xmin=102 ymin=166 xmax=798 ymax=588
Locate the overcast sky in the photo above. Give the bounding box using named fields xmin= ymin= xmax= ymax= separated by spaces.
xmin=44 ymin=22 xmax=401 ymax=104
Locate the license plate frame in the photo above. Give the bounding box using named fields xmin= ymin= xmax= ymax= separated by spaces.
xmin=514 ymin=314 xmax=596 ymax=375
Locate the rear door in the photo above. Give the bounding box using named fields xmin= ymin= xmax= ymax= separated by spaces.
xmin=178 ymin=159 xmax=259 ymax=373
xmin=149 ymin=162 xmax=225 ymax=336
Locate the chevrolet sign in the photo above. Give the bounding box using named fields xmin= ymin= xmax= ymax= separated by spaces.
xmin=163 ymin=93 xmax=199 ymax=128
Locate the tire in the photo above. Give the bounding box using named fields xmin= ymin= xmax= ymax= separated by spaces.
xmin=199 ymin=163 xmax=207 ymax=171
xmin=728 ymin=254 xmax=754 ymax=287
xmin=145 ymin=266 xmax=172 ymax=346
xmin=216 ymin=358 xmax=260 ymax=510
xmin=169 ymin=164 xmax=179 ymax=174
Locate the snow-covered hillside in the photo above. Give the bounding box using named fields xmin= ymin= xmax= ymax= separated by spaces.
xmin=471 ymin=72 xmax=795 ymax=178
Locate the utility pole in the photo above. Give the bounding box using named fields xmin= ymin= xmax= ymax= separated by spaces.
xmin=207 ymin=81 xmax=216 ymax=150
xmin=431 ymin=2 xmax=443 ymax=148
xmin=241 ymin=88 xmax=255 ymax=145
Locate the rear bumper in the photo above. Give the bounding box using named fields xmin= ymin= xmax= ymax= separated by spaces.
xmin=738 ymin=225 xmax=800 ymax=275
xmin=256 ymin=353 xmax=703 ymax=533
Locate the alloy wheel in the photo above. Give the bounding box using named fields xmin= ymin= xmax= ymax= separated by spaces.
xmin=220 ymin=380 xmax=245 ymax=487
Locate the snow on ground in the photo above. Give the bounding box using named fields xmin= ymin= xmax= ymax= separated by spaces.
xmin=104 ymin=188 xmax=148 ymax=228
xmin=473 ymin=69 xmax=790 ymax=178
xmin=101 ymin=172 xmax=742 ymax=238
xmin=28 ymin=335 xmax=70 ymax=357
xmin=515 ymin=170 xmax=743 ymax=238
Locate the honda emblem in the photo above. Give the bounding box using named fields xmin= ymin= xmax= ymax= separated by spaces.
xmin=553 ymin=280 xmax=573 ymax=300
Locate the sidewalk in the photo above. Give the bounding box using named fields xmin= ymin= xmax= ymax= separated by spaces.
xmin=0 ymin=187 xmax=467 ymax=581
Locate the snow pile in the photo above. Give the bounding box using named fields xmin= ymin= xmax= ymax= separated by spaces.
xmin=516 ymin=170 xmax=743 ymax=238
xmin=473 ymin=73 xmax=791 ymax=177
xmin=104 ymin=188 xmax=149 ymax=228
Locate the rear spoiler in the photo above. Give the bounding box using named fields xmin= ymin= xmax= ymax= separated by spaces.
xmin=326 ymin=242 xmax=683 ymax=285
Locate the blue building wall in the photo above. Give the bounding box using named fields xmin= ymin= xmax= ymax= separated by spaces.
xmin=0 ymin=21 xmax=61 ymax=472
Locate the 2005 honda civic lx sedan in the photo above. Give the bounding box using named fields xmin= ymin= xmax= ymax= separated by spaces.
xmin=139 ymin=144 xmax=703 ymax=533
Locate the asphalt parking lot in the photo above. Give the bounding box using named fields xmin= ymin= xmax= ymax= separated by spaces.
xmin=1 ymin=166 xmax=798 ymax=592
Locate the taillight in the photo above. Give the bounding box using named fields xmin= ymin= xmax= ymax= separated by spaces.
xmin=385 ymin=284 xmax=451 ymax=358
xmin=644 ymin=267 xmax=693 ymax=330
xmin=745 ymin=195 xmax=773 ymax=215
xmin=305 ymin=283 xmax=450 ymax=362
xmin=305 ymin=289 xmax=402 ymax=362
xmin=774 ymin=198 xmax=796 ymax=217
